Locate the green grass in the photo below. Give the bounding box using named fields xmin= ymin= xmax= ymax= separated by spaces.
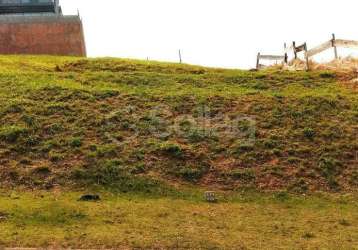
xmin=0 ymin=189 xmax=357 ymax=249
xmin=1 ymin=55 xmax=357 ymax=192
xmin=0 ymin=55 xmax=357 ymax=248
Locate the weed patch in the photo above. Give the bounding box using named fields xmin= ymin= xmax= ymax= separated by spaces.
xmin=0 ymin=126 xmax=28 ymax=143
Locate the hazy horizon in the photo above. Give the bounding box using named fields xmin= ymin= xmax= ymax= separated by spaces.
xmin=61 ymin=0 xmax=358 ymax=69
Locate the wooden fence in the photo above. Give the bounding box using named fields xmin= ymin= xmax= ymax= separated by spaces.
xmin=292 ymin=42 xmax=309 ymax=70
xmin=256 ymin=52 xmax=287 ymax=70
xmin=257 ymin=34 xmax=358 ymax=70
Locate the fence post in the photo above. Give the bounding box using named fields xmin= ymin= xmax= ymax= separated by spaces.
xmin=256 ymin=52 xmax=261 ymax=70
xmin=179 ymin=49 xmax=182 ymax=63
xmin=304 ymin=43 xmax=310 ymax=71
xmin=332 ymin=33 xmax=338 ymax=60
xmin=293 ymin=41 xmax=297 ymax=59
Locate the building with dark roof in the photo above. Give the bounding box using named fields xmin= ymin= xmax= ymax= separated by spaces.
xmin=0 ymin=0 xmax=61 ymax=15
xmin=0 ymin=0 xmax=86 ymax=56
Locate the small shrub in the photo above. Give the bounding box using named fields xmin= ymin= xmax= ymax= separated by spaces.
xmin=303 ymin=128 xmax=315 ymax=139
xmin=251 ymin=82 xmax=269 ymax=90
xmin=274 ymin=191 xmax=290 ymax=202
xmin=230 ymin=169 xmax=255 ymax=182
xmin=71 ymin=167 xmax=88 ymax=180
xmin=41 ymin=140 xmax=61 ymax=153
xmin=5 ymin=104 xmax=23 ymax=113
xmin=187 ymin=129 xmax=207 ymax=143
xmin=49 ymin=151 xmax=65 ymax=162
xmin=319 ymin=157 xmax=342 ymax=178
xmin=8 ymin=170 xmax=20 ymax=181
xmin=97 ymin=161 xmax=125 ymax=185
xmin=94 ymin=90 xmax=119 ymax=99
xmin=73 ymin=160 xmax=125 ymax=185
xmin=287 ymin=157 xmax=301 ymax=164
xmin=318 ymin=157 xmax=342 ymax=190
xmin=350 ymin=171 xmax=358 ymax=186
xmin=327 ymin=176 xmax=340 ymax=191
xmin=120 ymin=121 xmax=131 ymax=130
xmin=130 ymin=148 xmax=145 ymax=161
xmin=338 ymin=219 xmax=351 ymax=226
xmin=44 ymin=103 xmax=71 ymax=115
xmin=289 ymin=178 xmax=309 ymax=193
xmin=19 ymin=158 xmax=32 ymax=165
xmin=70 ymin=137 xmax=83 ymax=148
xmin=178 ymin=118 xmax=212 ymax=143
xmin=0 ymin=126 xmax=28 ymax=143
xmin=160 ymin=142 xmax=183 ymax=158
xmin=254 ymin=74 xmax=266 ymax=80
xmin=302 ymin=232 xmax=315 ymax=239
xmin=95 ymin=144 xmax=119 ymax=158
xmin=25 ymin=136 xmax=41 ymax=147
xmin=264 ymin=165 xmax=285 ymax=177
xmin=45 ymin=123 xmax=63 ymax=135
xmin=178 ymin=166 xmax=205 ymax=182
xmin=263 ymin=139 xmax=279 ymax=149
xmin=21 ymin=115 xmax=36 ymax=127
xmin=88 ymin=144 xmax=98 ymax=152
xmin=232 ymin=142 xmax=254 ymax=155
xmin=71 ymin=162 xmax=167 ymax=194
xmin=32 ymin=166 xmax=51 ymax=176
xmin=319 ymin=72 xmax=335 ymax=78
xmin=272 ymin=148 xmax=282 ymax=156
xmin=130 ymin=163 xmax=146 ymax=174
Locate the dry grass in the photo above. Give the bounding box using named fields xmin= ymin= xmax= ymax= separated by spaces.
xmin=0 ymin=190 xmax=357 ymax=249
xmin=283 ymin=57 xmax=358 ymax=72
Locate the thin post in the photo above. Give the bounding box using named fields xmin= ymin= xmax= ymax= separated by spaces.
xmin=55 ymin=0 xmax=60 ymax=14
xmin=293 ymin=41 xmax=297 ymax=59
xmin=256 ymin=52 xmax=261 ymax=70
xmin=332 ymin=33 xmax=338 ymax=60
xmin=284 ymin=43 xmax=288 ymax=64
xmin=179 ymin=49 xmax=182 ymax=63
xmin=304 ymin=43 xmax=310 ymax=71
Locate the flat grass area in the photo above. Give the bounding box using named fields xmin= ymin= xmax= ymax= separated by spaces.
xmin=0 ymin=189 xmax=357 ymax=249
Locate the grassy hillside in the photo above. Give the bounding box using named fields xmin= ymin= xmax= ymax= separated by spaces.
xmin=0 ymin=56 xmax=357 ymax=248
xmin=0 ymin=55 xmax=357 ymax=192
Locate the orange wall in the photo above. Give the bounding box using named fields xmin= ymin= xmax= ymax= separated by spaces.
xmin=0 ymin=18 xmax=86 ymax=56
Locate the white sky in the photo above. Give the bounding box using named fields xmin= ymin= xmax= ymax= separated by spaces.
xmin=61 ymin=0 xmax=358 ymax=69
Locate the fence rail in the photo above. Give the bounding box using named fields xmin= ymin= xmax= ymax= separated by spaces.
xmin=258 ymin=55 xmax=285 ymax=60
xmin=306 ymin=41 xmax=332 ymax=57
xmin=335 ymin=39 xmax=358 ymax=49
xmin=256 ymin=52 xmax=287 ymax=69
